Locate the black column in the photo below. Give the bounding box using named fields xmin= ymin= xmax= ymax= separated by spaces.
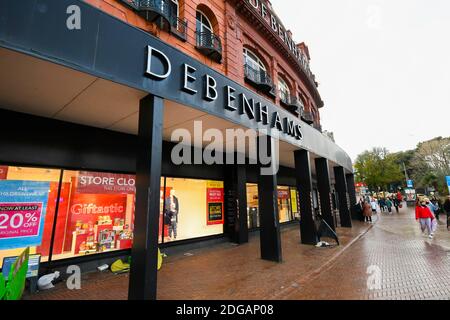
xmin=334 ymin=166 xmax=352 ymax=228
xmin=257 ymin=135 xmax=282 ymax=262
xmin=224 ymin=161 xmax=248 ymax=244
xmin=315 ymin=158 xmax=335 ymax=231
xmin=294 ymin=150 xmax=318 ymax=245
xmin=128 ymin=95 xmax=164 ymax=300
xmin=346 ymin=173 xmax=358 ymax=220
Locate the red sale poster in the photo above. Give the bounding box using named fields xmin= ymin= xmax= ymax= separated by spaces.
xmin=206 ymin=181 xmax=224 ymax=225
xmin=0 ymin=203 xmax=43 ymax=239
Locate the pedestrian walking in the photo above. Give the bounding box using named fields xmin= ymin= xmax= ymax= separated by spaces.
xmin=363 ymin=200 xmax=373 ymax=223
xmin=385 ymin=198 xmax=393 ymax=214
xmin=370 ymin=198 xmax=378 ymax=216
xmin=393 ymin=197 xmax=400 ymax=213
xmin=355 ymin=198 xmax=365 ymax=222
xmin=379 ymin=197 xmax=386 ymax=213
xmin=430 ymin=195 xmax=442 ymax=220
xmin=444 ymin=195 xmax=450 ymax=231
xmin=415 ymin=199 xmax=435 ymax=239
xmin=425 ymin=197 xmax=438 ymax=220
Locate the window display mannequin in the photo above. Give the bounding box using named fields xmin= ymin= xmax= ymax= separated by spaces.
xmin=165 ymin=189 xmax=179 ymax=240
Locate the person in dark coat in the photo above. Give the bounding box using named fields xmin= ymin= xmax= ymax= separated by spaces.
xmin=444 ymin=195 xmax=450 ymax=231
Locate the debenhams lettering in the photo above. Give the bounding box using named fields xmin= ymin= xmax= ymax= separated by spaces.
xmin=145 ymin=45 xmax=303 ymax=141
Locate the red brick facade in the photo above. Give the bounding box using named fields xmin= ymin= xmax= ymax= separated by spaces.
xmin=85 ymin=0 xmax=323 ymax=126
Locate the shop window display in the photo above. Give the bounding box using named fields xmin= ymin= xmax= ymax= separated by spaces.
xmin=0 ymin=166 xmax=60 ymax=267
xmin=290 ymin=188 xmax=300 ymax=220
xmin=246 ymin=183 xmax=259 ymax=229
xmin=246 ymin=184 xmax=298 ymax=228
xmin=51 ymin=170 xmax=139 ymax=260
xmin=278 ymin=186 xmax=292 ymax=223
xmin=162 ymin=178 xmax=224 ymax=243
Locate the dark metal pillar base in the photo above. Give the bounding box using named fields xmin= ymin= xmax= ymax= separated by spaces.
xmin=346 ymin=173 xmax=358 ymax=221
xmin=315 ymin=157 xmax=335 ymax=231
xmin=224 ymin=161 xmax=249 ymax=244
xmin=257 ymin=135 xmax=282 ymax=262
xmin=128 ymin=95 xmax=164 ymax=300
xmin=334 ymin=166 xmax=352 ymax=228
xmin=294 ymin=150 xmax=318 ymax=245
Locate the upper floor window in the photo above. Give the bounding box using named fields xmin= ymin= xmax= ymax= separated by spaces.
xmin=170 ymin=0 xmax=179 ymax=17
xmin=195 ymin=8 xmax=222 ymax=63
xmin=196 ymin=10 xmax=213 ymax=34
xmin=278 ymin=77 xmax=290 ymax=102
xmin=243 ymin=48 xmax=266 ymax=73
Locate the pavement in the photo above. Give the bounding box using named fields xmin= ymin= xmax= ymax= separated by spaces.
xmin=24 ymin=205 xmax=450 ymax=300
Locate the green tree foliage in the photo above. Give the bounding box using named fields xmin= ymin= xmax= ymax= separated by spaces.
xmin=410 ymin=137 xmax=450 ymax=194
xmin=354 ymin=147 xmax=404 ymax=191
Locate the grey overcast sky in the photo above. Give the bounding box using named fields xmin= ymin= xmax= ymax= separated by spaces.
xmin=271 ymin=0 xmax=450 ymax=161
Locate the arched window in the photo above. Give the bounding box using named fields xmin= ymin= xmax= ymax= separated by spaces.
xmin=278 ymin=77 xmax=290 ymax=102
xmin=243 ymin=48 xmax=266 ymax=73
xmin=196 ymin=10 xmax=213 ymax=34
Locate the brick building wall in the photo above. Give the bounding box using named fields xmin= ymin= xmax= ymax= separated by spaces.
xmin=85 ymin=0 xmax=323 ymax=126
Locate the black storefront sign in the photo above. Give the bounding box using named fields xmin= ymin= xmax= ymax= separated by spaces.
xmin=0 ymin=0 xmax=352 ymax=171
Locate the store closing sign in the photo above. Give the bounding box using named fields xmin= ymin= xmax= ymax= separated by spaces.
xmin=76 ymin=171 xmax=136 ymax=194
xmin=0 ymin=181 xmax=50 ymax=250
xmin=206 ymin=181 xmax=224 ymax=225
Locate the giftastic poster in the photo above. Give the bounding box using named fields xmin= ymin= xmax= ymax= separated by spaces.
xmin=0 ymin=180 xmax=50 ymax=250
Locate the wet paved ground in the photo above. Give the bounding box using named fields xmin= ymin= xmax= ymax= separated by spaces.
xmin=279 ymin=206 xmax=450 ymax=300
xmin=24 ymin=205 xmax=450 ymax=300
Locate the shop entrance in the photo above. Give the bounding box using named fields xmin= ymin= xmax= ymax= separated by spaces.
xmin=245 ymin=183 xmax=300 ymax=230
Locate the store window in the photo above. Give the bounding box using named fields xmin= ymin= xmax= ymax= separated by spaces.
xmin=246 ymin=184 xmax=298 ymax=228
xmin=51 ymin=170 xmax=140 ymax=260
xmin=246 ymin=183 xmax=259 ymax=229
xmin=0 ymin=166 xmax=61 ymax=267
xmin=162 ymin=178 xmax=224 ymax=243
xmin=278 ymin=186 xmax=293 ymax=223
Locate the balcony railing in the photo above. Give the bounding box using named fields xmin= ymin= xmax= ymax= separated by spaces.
xmin=139 ymin=0 xmax=170 ymax=21
xmin=301 ymin=111 xmax=314 ymax=124
xmin=119 ymin=0 xmax=187 ymax=40
xmin=196 ymin=30 xmax=222 ymax=63
xmin=279 ymin=92 xmax=304 ymax=116
xmin=243 ymin=64 xmax=274 ymax=94
xmin=169 ymin=16 xmax=188 ymax=41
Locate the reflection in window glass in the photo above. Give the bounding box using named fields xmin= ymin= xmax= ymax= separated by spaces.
xmin=0 ymin=166 xmax=60 ymax=267
xmin=196 ymin=10 xmax=213 ymax=33
xmin=278 ymin=186 xmax=291 ymax=223
xmin=163 ymin=178 xmax=223 ymax=243
xmin=246 ymin=183 xmax=259 ymax=229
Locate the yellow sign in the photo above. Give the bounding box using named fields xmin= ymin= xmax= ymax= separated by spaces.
xmin=206 ymin=180 xmax=224 ymax=189
xmin=290 ymin=189 xmax=298 ymax=213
